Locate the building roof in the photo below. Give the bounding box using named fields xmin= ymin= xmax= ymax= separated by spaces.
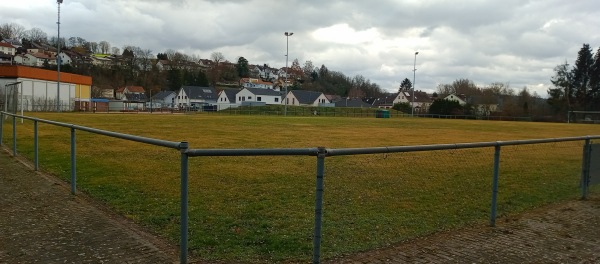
xmin=151 ymin=90 xmax=176 ymax=100
xmin=29 ymin=52 xmax=55 ymax=60
xmin=181 ymin=86 xmax=218 ymax=100
xmin=411 ymin=91 xmax=431 ymax=103
xmin=116 ymin=86 xmax=145 ymax=93
xmin=0 ymin=42 xmax=15 ymax=49
xmin=219 ymin=88 xmax=239 ymax=103
xmin=1 ymin=39 xmax=22 ymax=46
xmin=244 ymin=87 xmax=282 ymax=96
xmin=372 ymin=93 xmax=398 ymax=106
xmin=0 ymin=65 xmax=92 ymax=85
xmin=290 ymin=90 xmax=325 ymax=104
xmin=335 ymin=98 xmax=373 ymax=108
xmin=240 ymin=78 xmax=273 ymax=86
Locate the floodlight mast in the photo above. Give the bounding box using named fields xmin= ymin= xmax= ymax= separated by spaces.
xmin=57 ymin=0 xmax=63 ymax=111
xmin=411 ymin=51 xmax=419 ymax=117
xmin=284 ymin=32 xmax=293 ymax=116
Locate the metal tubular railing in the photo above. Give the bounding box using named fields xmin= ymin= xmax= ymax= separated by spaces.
xmin=0 ymin=112 xmax=189 ymax=264
xmin=1 ymin=111 xmax=599 ymax=264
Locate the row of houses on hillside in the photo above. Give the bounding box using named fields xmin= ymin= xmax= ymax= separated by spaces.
xmin=147 ymin=87 xmax=332 ymax=111
xmin=0 ymin=39 xmax=300 ymax=84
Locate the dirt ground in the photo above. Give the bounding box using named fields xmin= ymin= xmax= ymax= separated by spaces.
xmin=1 ymin=148 xmax=599 ymax=263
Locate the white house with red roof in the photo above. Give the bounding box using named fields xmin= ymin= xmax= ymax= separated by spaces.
xmin=115 ymin=86 xmax=145 ymax=100
xmin=239 ymin=78 xmax=275 ymax=90
xmin=0 ymin=42 xmax=16 ymax=56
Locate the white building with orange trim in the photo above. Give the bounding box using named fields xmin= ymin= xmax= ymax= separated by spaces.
xmin=0 ymin=65 xmax=92 ymax=111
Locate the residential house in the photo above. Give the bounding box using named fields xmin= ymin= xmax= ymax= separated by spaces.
xmin=239 ymin=78 xmax=274 ymax=90
xmin=57 ymin=51 xmax=73 ymax=65
xmin=468 ymin=95 xmax=499 ymax=116
xmin=286 ymin=90 xmax=329 ymax=106
xmin=444 ymin=93 xmax=467 ymax=105
xmin=149 ymin=90 xmax=177 ymax=109
xmin=0 ymin=42 xmax=16 ymax=56
xmin=1 ymin=39 xmax=22 ymax=49
xmin=216 ymin=88 xmax=240 ymax=110
xmin=0 ymin=53 xmax=13 ymax=64
xmin=61 ymin=50 xmax=85 ymax=67
xmin=198 ymin=59 xmax=213 ymax=70
xmin=325 ymin=94 xmax=343 ymax=103
xmin=371 ymin=93 xmax=399 ymax=109
xmin=248 ymin=64 xmax=260 ymax=78
xmin=18 ymin=52 xmax=56 ymax=67
xmin=90 ymin=54 xmax=112 ymax=67
xmin=236 ymin=87 xmax=282 ymax=106
xmin=115 ymin=86 xmax=145 ymax=100
xmin=175 ymin=86 xmax=218 ymax=109
xmin=113 ymin=86 xmax=147 ymax=110
xmin=335 ymin=97 xmax=373 ymax=108
xmin=12 ymin=54 xmax=29 ymax=65
xmin=257 ymin=64 xmax=278 ymax=81
xmin=411 ymin=91 xmax=433 ymax=113
xmin=156 ymin=59 xmax=171 ymax=71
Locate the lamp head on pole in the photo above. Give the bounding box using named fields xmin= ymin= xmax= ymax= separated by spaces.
xmin=415 ymin=51 xmax=419 ymax=55
xmin=285 ymin=32 xmax=293 ymax=36
xmin=57 ymin=0 xmax=63 ymax=3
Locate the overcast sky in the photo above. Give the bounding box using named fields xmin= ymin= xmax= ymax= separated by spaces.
xmin=3 ymin=0 xmax=600 ymax=97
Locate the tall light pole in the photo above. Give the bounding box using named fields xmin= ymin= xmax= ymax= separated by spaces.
xmin=411 ymin=51 xmax=419 ymax=117
xmin=284 ymin=32 xmax=293 ymax=116
xmin=57 ymin=0 xmax=63 ymax=112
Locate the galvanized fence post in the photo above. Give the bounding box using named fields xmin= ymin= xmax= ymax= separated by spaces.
xmin=70 ymin=127 xmax=77 ymax=195
xmin=34 ymin=120 xmax=39 ymax=171
xmin=313 ymin=147 xmax=327 ymax=264
xmin=580 ymin=138 xmax=591 ymax=200
xmin=0 ymin=112 xmax=3 ymax=146
xmin=179 ymin=141 xmax=189 ymax=264
xmin=12 ymin=115 xmax=16 ymax=156
xmin=490 ymin=143 xmax=501 ymax=227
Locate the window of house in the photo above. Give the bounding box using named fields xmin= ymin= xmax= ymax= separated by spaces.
xmin=248 ymin=96 xmax=252 ymax=100
xmin=275 ymin=98 xmax=279 ymax=102
xmin=257 ymin=97 xmax=262 ymax=101
xmin=185 ymin=96 xmax=188 ymax=99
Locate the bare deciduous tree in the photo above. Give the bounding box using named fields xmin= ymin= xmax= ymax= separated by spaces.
xmin=211 ymin=51 xmax=224 ymax=65
xmin=24 ymin=27 xmax=48 ymax=43
xmin=99 ymin=41 xmax=111 ymax=54
xmin=0 ymin=23 xmax=25 ymax=40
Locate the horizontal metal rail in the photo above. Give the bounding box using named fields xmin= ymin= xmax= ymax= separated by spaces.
xmin=325 ymin=136 xmax=600 ymax=156
xmin=186 ymin=148 xmax=321 ymax=157
xmin=1 ymin=112 xmax=184 ymax=150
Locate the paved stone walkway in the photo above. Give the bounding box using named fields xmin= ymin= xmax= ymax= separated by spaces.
xmin=1 ymin=148 xmax=600 ymax=263
xmin=328 ymin=197 xmax=600 ymax=263
xmin=0 ymin=150 xmax=178 ymax=263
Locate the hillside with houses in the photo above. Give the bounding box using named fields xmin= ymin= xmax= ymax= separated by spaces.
xmin=7 ymin=17 xmax=591 ymax=121
xmin=1 ymin=36 xmax=554 ymax=118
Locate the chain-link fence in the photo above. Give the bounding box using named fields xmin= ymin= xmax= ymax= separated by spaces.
xmin=1 ymin=112 xmax=598 ymax=263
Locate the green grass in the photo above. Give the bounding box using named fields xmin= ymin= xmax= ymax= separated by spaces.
xmin=1 ymin=113 xmax=599 ymax=262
